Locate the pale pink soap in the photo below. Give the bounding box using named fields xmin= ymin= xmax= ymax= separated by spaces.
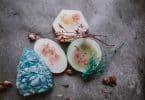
xmin=52 ymin=10 xmax=89 ymax=42
xmin=34 ymin=38 xmax=67 ymax=74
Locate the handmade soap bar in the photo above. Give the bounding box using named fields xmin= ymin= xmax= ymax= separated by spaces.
xmin=16 ymin=48 xmax=54 ymax=96
xmin=67 ymin=38 xmax=102 ymax=72
xmin=52 ymin=10 xmax=89 ymax=42
xmin=34 ymin=38 xmax=68 ymax=74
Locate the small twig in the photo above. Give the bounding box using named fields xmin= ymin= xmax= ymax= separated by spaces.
xmin=61 ymin=84 xmax=69 ymax=88
xmin=88 ymin=33 xmax=107 ymax=37
xmin=81 ymin=34 xmax=114 ymax=47
xmin=55 ymin=31 xmax=74 ymax=33
xmin=74 ymin=45 xmax=80 ymax=51
xmin=57 ymin=23 xmax=114 ymax=46
xmin=58 ymin=23 xmax=68 ymax=32
xmin=90 ymin=36 xmax=114 ymax=47
xmin=95 ymin=38 xmax=114 ymax=47
xmin=58 ymin=23 xmax=65 ymax=29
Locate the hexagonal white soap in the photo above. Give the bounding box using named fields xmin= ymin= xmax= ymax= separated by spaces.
xmin=52 ymin=9 xmax=89 ymax=42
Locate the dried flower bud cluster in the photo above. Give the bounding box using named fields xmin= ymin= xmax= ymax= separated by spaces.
xmin=54 ymin=24 xmax=88 ymax=43
xmin=102 ymin=75 xmax=117 ymax=86
xmin=66 ymin=69 xmax=73 ymax=75
xmin=55 ymin=31 xmax=76 ymax=42
xmin=28 ymin=32 xmax=37 ymax=41
xmin=0 ymin=80 xmax=13 ymax=92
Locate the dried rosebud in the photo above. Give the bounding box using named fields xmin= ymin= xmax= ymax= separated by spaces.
xmin=109 ymin=75 xmax=117 ymax=86
xmin=3 ymin=80 xmax=13 ymax=88
xmin=28 ymin=32 xmax=37 ymax=41
xmin=66 ymin=97 xmax=71 ymax=100
xmin=102 ymin=77 xmax=110 ymax=85
xmin=66 ymin=69 xmax=73 ymax=75
xmin=0 ymin=85 xmax=7 ymax=91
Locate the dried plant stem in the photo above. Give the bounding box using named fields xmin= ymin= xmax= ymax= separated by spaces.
xmin=84 ymin=34 xmax=114 ymax=47
xmin=88 ymin=33 xmax=107 ymax=37
xmin=57 ymin=23 xmax=114 ymax=46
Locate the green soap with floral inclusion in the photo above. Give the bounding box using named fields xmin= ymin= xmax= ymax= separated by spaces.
xmin=67 ymin=38 xmax=102 ymax=73
xmin=82 ymin=42 xmax=124 ymax=81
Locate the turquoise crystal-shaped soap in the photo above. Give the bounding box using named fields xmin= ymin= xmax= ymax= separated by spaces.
xmin=16 ymin=48 xmax=54 ymax=96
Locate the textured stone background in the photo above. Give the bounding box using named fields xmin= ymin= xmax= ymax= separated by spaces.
xmin=0 ymin=0 xmax=145 ymax=100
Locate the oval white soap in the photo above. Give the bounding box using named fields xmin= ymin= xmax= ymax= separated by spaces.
xmin=34 ymin=38 xmax=67 ymax=73
xmin=67 ymin=38 xmax=102 ymax=72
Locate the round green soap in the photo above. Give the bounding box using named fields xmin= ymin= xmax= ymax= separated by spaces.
xmin=67 ymin=38 xmax=102 ymax=72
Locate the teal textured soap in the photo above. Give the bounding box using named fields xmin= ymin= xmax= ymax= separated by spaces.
xmin=16 ymin=48 xmax=54 ymax=96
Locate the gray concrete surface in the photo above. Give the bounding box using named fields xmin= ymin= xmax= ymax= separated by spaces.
xmin=0 ymin=0 xmax=145 ymax=100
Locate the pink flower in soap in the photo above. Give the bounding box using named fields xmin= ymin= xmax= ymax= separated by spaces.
xmin=72 ymin=13 xmax=80 ymax=22
xmin=41 ymin=43 xmax=60 ymax=66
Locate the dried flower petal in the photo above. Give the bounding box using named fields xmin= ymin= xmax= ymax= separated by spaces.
xmin=57 ymin=94 xmax=63 ymax=98
xmin=66 ymin=69 xmax=73 ymax=75
xmin=102 ymin=77 xmax=110 ymax=85
xmin=3 ymin=80 xmax=13 ymax=88
xmin=28 ymin=32 xmax=37 ymax=41
xmin=109 ymin=75 xmax=117 ymax=86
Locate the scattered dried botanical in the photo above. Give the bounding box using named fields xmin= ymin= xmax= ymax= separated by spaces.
xmin=3 ymin=80 xmax=13 ymax=88
xmin=62 ymin=84 xmax=69 ymax=88
xmin=0 ymin=80 xmax=13 ymax=92
xmin=57 ymin=94 xmax=64 ymax=98
xmin=28 ymin=32 xmax=37 ymax=41
xmin=102 ymin=75 xmax=117 ymax=87
xmin=66 ymin=69 xmax=73 ymax=75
